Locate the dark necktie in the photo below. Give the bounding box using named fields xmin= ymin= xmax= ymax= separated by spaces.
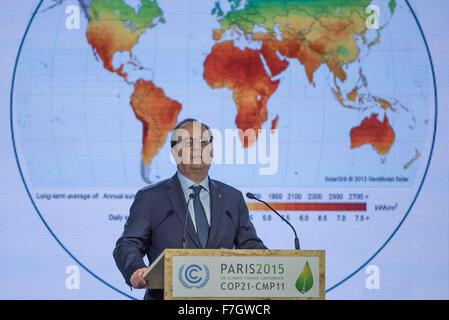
xmin=189 ymin=185 xmax=209 ymax=248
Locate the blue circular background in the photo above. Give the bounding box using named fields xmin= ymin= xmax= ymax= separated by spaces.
xmin=10 ymin=0 xmax=438 ymax=299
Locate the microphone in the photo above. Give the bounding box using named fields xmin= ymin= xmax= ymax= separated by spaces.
xmin=182 ymin=193 xmax=196 ymax=249
xmin=246 ymin=192 xmax=300 ymax=250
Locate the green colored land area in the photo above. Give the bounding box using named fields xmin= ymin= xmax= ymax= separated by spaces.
xmin=217 ymin=0 xmax=372 ymax=32
xmin=89 ymin=0 xmax=163 ymax=29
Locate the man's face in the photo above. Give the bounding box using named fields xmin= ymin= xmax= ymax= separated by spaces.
xmin=171 ymin=121 xmax=213 ymax=172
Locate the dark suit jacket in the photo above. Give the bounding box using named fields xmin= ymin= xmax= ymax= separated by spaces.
xmin=113 ymin=173 xmax=266 ymax=299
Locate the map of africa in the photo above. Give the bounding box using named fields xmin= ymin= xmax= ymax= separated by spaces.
xmin=11 ymin=0 xmax=435 ymax=298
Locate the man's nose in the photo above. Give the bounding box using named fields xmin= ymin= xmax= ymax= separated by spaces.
xmin=192 ymin=140 xmax=201 ymax=149
xmin=191 ymin=141 xmax=202 ymax=155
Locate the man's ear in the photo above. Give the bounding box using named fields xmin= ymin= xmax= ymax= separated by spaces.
xmin=170 ymin=146 xmax=182 ymax=165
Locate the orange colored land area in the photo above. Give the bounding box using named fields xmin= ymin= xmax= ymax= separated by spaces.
xmin=350 ymin=113 xmax=395 ymax=155
xmin=271 ymin=115 xmax=279 ymax=132
xmin=203 ymin=41 xmax=280 ymax=147
xmin=249 ymin=15 xmax=362 ymax=84
xmin=347 ymin=87 xmax=358 ymax=102
xmin=86 ymin=17 xmax=142 ymax=78
xmin=252 ymin=32 xmax=323 ymax=84
xmin=254 ymin=34 xmax=290 ymax=77
xmin=374 ymin=96 xmax=393 ymax=111
xmin=130 ymin=80 xmax=181 ymax=165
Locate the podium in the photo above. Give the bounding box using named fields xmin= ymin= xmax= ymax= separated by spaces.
xmin=143 ymin=249 xmax=325 ymax=300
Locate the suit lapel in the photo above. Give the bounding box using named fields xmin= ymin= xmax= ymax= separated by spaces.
xmin=206 ymin=178 xmax=224 ymax=248
xmin=165 ymin=174 xmax=201 ymax=248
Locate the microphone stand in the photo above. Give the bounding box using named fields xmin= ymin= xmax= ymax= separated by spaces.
xmin=246 ymin=192 xmax=300 ymax=250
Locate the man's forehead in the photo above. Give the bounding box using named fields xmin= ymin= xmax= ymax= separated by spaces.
xmin=176 ymin=121 xmax=210 ymax=136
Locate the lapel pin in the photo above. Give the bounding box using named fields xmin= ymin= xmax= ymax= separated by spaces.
xmin=218 ymin=194 xmax=222 ymax=198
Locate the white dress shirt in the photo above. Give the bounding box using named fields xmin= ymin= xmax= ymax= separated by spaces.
xmin=177 ymin=171 xmax=211 ymax=231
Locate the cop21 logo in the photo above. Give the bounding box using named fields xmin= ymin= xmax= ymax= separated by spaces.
xmin=178 ymin=264 xmax=210 ymax=289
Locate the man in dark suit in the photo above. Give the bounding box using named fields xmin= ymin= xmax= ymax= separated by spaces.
xmin=113 ymin=119 xmax=266 ymax=300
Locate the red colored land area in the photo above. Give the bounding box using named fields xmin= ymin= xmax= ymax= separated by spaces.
xmin=203 ymin=41 xmax=280 ymax=147
xmin=271 ymin=115 xmax=279 ymax=132
xmin=256 ymin=35 xmax=289 ymax=77
xmin=350 ymin=113 xmax=395 ymax=155
xmin=130 ymin=80 xmax=181 ymax=165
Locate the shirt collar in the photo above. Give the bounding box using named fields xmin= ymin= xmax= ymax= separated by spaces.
xmin=177 ymin=171 xmax=210 ymax=193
